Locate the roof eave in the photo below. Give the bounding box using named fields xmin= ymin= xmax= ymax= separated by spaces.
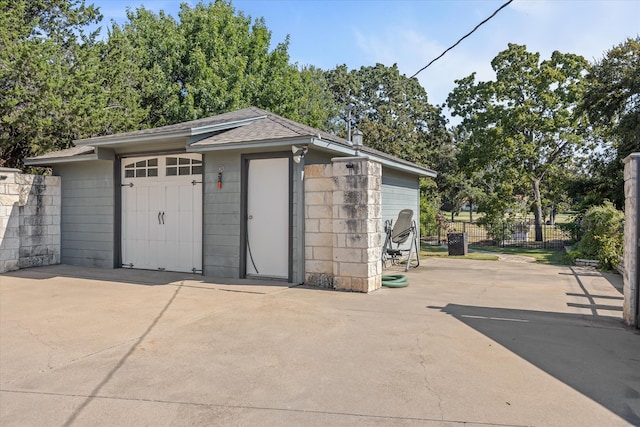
xmin=73 ymin=115 xmax=268 ymax=148
xmin=74 ymin=129 xmax=191 ymax=147
xmin=310 ymin=138 xmax=437 ymax=178
xmin=187 ymin=136 xmax=314 ymax=152
xmin=24 ymin=153 xmax=100 ymax=166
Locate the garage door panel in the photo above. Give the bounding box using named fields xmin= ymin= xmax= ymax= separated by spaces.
xmin=121 ymin=154 xmax=202 ymax=273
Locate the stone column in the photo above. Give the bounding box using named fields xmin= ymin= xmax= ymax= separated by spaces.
xmin=0 ymin=168 xmax=22 ymax=272
xmin=304 ymin=164 xmax=335 ymax=288
xmin=331 ymin=157 xmax=382 ymax=292
xmin=623 ymin=153 xmax=640 ymax=327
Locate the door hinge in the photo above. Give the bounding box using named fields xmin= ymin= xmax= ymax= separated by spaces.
xmin=158 ymin=267 xmax=166 ymax=272
xmin=191 ymin=180 xmax=203 ymax=185
xmin=121 ymin=183 xmax=134 ymax=187
xmin=122 ymin=263 xmax=133 ymax=268
xmin=192 ymin=268 xmax=203 ymax=274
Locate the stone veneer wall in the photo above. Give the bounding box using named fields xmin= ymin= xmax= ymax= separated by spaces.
xmin=304 ymin=157 xmax=382 ymax=293
xmin=0 ymin=168 xmax=61 ymax=273
xmin=623 ymin=153 xmax=639 ymax=327
xmin=304 ymin=164 xmax=335 ymax=288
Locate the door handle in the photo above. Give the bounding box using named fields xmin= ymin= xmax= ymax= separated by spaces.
xmin=161 ymin=211 xmax=165 ymax=224
xmin=158 ymin=212 xmax=162 ymax=224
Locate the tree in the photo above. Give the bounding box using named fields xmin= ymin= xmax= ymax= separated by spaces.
xmin=580 ymin=37 xmax=640 ymax=207
xmin=0 ymin=0 xmax=103 ymax=168
xmin=440 ymin=127 xmax=487 ymax=223
xmin=325 ymin=63 xmax=450 ymax=167
xmin=93 ymin=24 xmax=149 ymax=136
xmin=115 ymin=1 xmax=334 ymax=129
xmin=447 ymin=44 xmax=589 ymax=241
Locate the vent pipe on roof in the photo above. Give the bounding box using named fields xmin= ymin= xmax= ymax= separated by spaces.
xmin=346 ymin=103 xmax=355 ymax=143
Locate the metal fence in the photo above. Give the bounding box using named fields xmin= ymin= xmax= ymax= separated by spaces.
xmin=424 ymin=221 xmax=571 ymax=249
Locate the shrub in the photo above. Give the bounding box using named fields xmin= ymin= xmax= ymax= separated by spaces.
xmin=420 ymin=197 xmax=440 ymax=237
xmin=575 ymin=202 xmax=624 ymax=270
xmin=557 ymin=214 xmax=583 ymax=244
xmin=478 ymin=216 xmax=514 ymax=243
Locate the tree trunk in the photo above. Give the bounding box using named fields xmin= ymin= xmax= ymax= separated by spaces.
xmin=469 ymin=199 xmax=473 ymax=223
xmin=549 ymin=205 xmax=555 ymax=226
xmin=451 ymin=211 xmax=455 ymax=222
xmin=532 ymin=179 xmax=544 ymax=242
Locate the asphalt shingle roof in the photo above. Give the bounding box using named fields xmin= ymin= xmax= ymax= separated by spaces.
xmin=25 ymin=107 xmax=435 ymax=175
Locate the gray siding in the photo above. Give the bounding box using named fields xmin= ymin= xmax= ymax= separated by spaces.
xmin=202 ymin=151 xmax=242 ymax=278
xmin=52 ymin=161 xmax=115 ymax=268
xmin=381 ymin=168 xmax=420 ymax=248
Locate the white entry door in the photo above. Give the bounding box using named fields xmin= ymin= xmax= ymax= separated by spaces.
xmin=121 ymin=154 xmax=202 ymax=273
xmin=246 ymin=157 xmax=289 ymax=279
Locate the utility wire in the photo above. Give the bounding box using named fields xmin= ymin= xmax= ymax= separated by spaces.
xmin=410 ymin=0 xmax=514 ymax=78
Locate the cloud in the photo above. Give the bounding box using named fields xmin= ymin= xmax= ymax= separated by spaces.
xmin=350 ymin=0 xmax=639 ymax=114
xmin=353 ymin=26 xmax=494 ymax=109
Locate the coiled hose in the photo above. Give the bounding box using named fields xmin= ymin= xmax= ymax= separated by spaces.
xmin=381 ymin=274 xmax=409 ymax=288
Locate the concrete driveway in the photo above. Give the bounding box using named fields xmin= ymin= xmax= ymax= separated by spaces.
xmin=1 ymin=260 xmax=638 ymax=426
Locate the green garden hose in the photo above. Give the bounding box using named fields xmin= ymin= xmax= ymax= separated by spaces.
xmin=381 ymin=274 xmax=409 ymax=288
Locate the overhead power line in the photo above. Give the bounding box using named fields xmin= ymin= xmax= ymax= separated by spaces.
xmin=410 ymin=0 xmax=514 ymax=78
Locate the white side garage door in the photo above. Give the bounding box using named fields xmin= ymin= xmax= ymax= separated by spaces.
xmin=245 ymin=157 xmax=289 ymax=279
xmin=121 ymin=154 xmax=202 ymax=273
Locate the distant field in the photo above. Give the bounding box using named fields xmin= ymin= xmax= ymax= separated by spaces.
xmin=441 ymin=211 xmax=576 ymax=225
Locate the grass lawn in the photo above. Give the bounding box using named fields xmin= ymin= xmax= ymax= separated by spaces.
xmin=420 ymin=245 xmax=499 ymax=261
xmin=420 ymin=244 xmax=568 ymax=265
xmin=469 ymin=246 xmax=568 ymax=265
xmin=441 ymin=211 xmax=576 ymax=225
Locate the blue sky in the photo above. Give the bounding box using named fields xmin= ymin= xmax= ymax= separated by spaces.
xmin=92 ymin=0 xmax=639 ymax=112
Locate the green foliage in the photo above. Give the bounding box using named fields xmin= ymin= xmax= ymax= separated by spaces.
xmin=1 ymin=0 xmax=337 ymax=167
xmin=580 ymin=37 xmax=640 ymax=208
xmin=447 ymin=44 xmax=590 ymax=241
xmin=116 ymin=1 xmax=334 ymax=128
xmin=325 ymin=63 xmax=450 ymax=167
xmin=477 ymin=216 xmax=514 ymax=243
xmin=574 ymin=202 xmax=624 ymax=270
xmin=0 ymin=0 xmax=104 ymax=167
xmin=420 ymin=179 xmax=440 ymax=237
xmin=557 ymin=213 xmax=584 ymax=243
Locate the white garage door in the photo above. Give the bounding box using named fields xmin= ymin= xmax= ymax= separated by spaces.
xmin=121 ymin=154 xmax=202 ymax=273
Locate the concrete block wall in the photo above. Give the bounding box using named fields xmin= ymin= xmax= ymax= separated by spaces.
xmin=0 ymin=168 xmax=61 ymax=273
xmin=304 ymin=158 xmax=383 ymax=293
xmin=623 ymin=153 xmax=639 ymax=327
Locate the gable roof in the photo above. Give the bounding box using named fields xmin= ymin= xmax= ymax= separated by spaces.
xmin=25 ymin=107 xmax=436 ymax=177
